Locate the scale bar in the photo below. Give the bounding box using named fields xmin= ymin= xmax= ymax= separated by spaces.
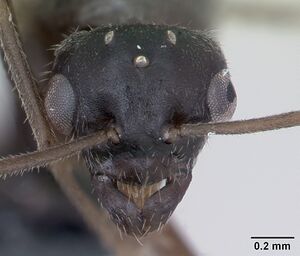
xmin=251 ymin=237 xmax=295 ymax=240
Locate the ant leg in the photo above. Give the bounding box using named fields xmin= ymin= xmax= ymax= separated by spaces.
xmin=0 ymin=0 xmax=53 ymax=148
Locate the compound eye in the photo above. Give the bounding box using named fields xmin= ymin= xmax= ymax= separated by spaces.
xmin=45 ymin=74 xmax=76 ymax=135
xmin=207 ymin=69 xmax=237 ymax=122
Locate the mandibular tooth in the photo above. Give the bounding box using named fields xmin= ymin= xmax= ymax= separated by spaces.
xmin=159 ymin=179 xmax=167 ymax=190
xmin=116 ymin=179 xmax=169 ymax=209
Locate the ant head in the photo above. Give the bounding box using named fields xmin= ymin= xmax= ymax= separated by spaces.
xmin=44 ymin=24 xmax=236 ymax=236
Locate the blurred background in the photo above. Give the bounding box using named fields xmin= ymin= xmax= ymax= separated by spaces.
xmin=0 ymin=0 xmax=299 ymax=255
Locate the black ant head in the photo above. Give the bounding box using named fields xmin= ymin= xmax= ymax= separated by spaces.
xmin=44 ymin=24 xmax=237 ymax=236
